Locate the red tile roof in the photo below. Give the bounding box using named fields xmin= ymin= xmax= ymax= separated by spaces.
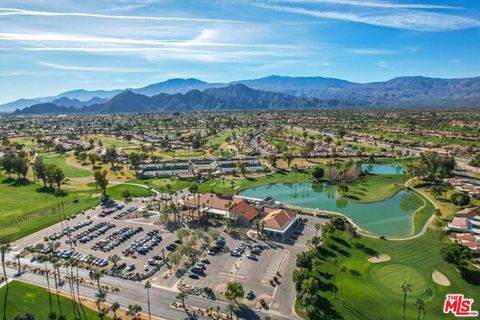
xmin=262 ymin=208 xmax=296 ymax=230
xmin=234 ymin=200 xmax=259 ymax=221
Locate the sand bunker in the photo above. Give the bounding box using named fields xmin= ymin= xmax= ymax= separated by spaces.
xmin=368 ymin=254 xmax=391 ymax=263
xmin=432 ymin=270 xmax=450 ymax=286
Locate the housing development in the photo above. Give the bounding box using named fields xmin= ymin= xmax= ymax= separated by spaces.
xmin=1 ymin=1 xmax=480 ymax=320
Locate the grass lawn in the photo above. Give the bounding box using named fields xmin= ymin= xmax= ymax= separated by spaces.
xmin=9 ymin=136 xmax=39 ymax=151
xmin=0 ymin=176 xmax=98 ymax=241
xmin=207 ymin=129 xmax=235 ymax=147
xmin=344 ymin=174 xmax=406 ymax=203
xmin=296 ymin=229 xmax=480 ymax=320
xmin=0 ymin=281 xmax=100 ymax=320
xmin=107 ymin=183 xmax=154 ymax=200
xmin=43 ymin=154 xmax=92 ymax=178
xmin=198 ymin=169 xmax=313 ymax=194
xmin=128 ymin=177 xmax=190 ymax=192
xmin=82 ymin=134 xmax=132 ymax=148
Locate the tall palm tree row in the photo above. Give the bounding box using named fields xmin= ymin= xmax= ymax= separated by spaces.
xmin=1 ymin=242 xmax=11 ymax=320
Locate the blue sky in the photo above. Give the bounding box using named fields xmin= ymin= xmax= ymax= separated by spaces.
xmin=0 ymin=0 xmax=479 ymax=103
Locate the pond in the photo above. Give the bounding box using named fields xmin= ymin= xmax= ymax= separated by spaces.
xmin=361 ymin=163 xmax=405 ymax=175
xmin=239 ymin=182 xmax=423 ymax=237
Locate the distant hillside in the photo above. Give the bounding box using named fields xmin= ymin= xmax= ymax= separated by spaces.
xmin=4 ymin=75 xmax=480 ymax=112
xmin=15 ymin=84 xmax=344 ymax=114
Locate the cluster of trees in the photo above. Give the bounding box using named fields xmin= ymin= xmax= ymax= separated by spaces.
xmin=32 ymin=157 xmax=66 ymax=192
xmin=293 ymin=217 xmax=357 ymax=318
xmin=405 ymin=151 xmax=455 ymax=181
xmin=0 ymin=152 xmax=29 ymax=180
xmin=449 ymin=192 xmax=471 ymax=207
xmin=441 ymin=243 xmax=473 ymax=267
xmin=469 ymin=153 xmax=480 ymax=167
xmin=325 ymin=159 xmax=362 ymax=184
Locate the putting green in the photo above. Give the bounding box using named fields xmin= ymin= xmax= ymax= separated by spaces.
xmin=373 ymin=264 xmax=427 ymax=296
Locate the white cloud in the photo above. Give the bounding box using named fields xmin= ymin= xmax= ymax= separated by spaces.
xmin=264 ymin=0 xmax=461 ymax=10
xmin=0 ymin=31 xmax=294 ymax=49
xmin=451 ymin=59 xmax=461 ymax=64
xmin=347 ymin=48 xmax=396 ymax=55
xmin=0 ymin=7 xmax=243 ymax=23
xmin=39 ymin=62 xmax=153 ymax=72
xmin=254 ymin=3 xmax=480 ymax=31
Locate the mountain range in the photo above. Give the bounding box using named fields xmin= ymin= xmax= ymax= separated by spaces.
xmin=15 ymin=84 xmax=345 ymax=114
xmin=5 ymin=75 xmax=480 ymax=113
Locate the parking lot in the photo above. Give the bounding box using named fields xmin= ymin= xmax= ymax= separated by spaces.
xmin=17 ymin=199 xmax=180 ymax=281
xmin=178 ymin=227 xmax=297 ymax=305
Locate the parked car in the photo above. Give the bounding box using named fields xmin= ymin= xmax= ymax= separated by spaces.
xmin=230 ymin=251 xmax=241 ymax=257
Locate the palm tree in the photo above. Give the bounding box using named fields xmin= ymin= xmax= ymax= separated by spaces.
xmin=94 ymin=289 xmax=107 ymax=320
xmin=422 ymin=288 xmax=432 ymax=319
xmin=108 ymin=255 xmax=121 ymax=268
xmin=41 ymin=254 xmax=55 ymax=319
xmin=111 ymin=302 xmax=120 ymax=320
xmin=225 ymin=304 xmax=235 ymax=319
xmin=144 ymin=281 xmax=152 ymax=320
xmin=176 ymin=291 xmax=188 ymax=309
xmin=1 ymin=242 xmax=11 ymax=320
xmin=401 ymin=281 xmax=412 ymax=320
xmin=52 ymin=260 xmax=63 ymax=318
xmin=64 ymin=260 xmax=79 ymax=319
xmin=414 ymin=298 xmax=425 ymax=320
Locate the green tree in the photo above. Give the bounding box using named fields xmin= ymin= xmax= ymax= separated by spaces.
xmin=450 ymin=192 xmax=470 ymax=207
xmin=128 ymin=152 xmax=142 ymax=175
xmin=312 ymin=166 xmax=325 ymax=182
xmin=32 ymin=156 xmax=47 ymax=186
xmin=13 ymin=156 xmax=28 ymax=180
xmin=94 ymin=170 xmax=109 ymax=198
xmin=469 ymin=153 xmax=480 ymax=167
xmin=401 ymin=281 xmax=412 ymax=320
xmin=110 ymin=302 xmax=120 ymax=320
xmin=414 ymin=298 xmax=425 ymax=320
xmin=144 ymin=280 xmax=152 ymax=320
xmin=225 ymin=281 xmax=244 ymax=305
xmin=126 ymin=304 xmax=142 ymax=320
xmin=441 ymin=243 xmax=473 ymax=266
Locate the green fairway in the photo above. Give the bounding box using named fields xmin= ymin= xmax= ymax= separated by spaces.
xmin=0 ymin=281 xmax=100 ymax=320
xmin=84 ymin=134 xmax=132 ymax=148
xmin=344 ymin=174 xmax=406 ymax=203
xmin=296 ymin=229 xmax=480 ymax=319
xmin=374 ymin=264 xmax=427 ymax=296
xmin=0 ymin=176 xmax=98 ymax=241
xmin=128 ymin=177 xmax=190 ymax=192
xmin=107 ymin=183 xmax=154 ymax=199
xmin=43 ymin=154 xmax=92 ymax=178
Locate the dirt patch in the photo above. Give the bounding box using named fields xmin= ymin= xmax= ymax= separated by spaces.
xmin=368 ymin=254 xmax=391 ymax=263
xmin=432 ymin=270 xmax=450 ymax=286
